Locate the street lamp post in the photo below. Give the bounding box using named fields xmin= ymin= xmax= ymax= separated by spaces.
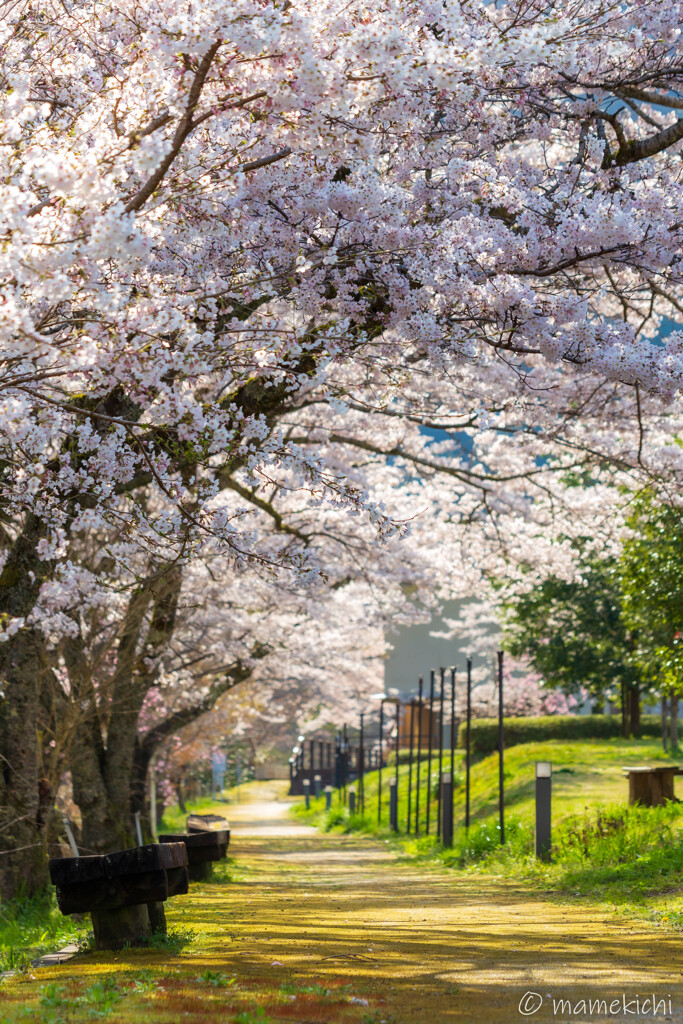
xmin=535 ymin=761 xmax=552 ymax=860
xmin=425 ymin=670 xmax=435 ymax=835
xmin=359 ymin=712 xmax=365 ymax=815
xmin=407 ymin=697 xmax=415 ymax=833
xmin=437 ymin=667 xmax=445 ymax=838
xmin=497 ymin=651 xmax=505 ymax=845
xmin=415 ymin=676 xmax=424 ymax=835
xmin=371 ymin=694 xmax=402 ymax=827
xmin=378 ymin=700 xmax=384 ymax=823
xmin=465 ymin=657 xmax=472 ymax=829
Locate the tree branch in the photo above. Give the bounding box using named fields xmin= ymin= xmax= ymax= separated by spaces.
xmin=124 ymin=41 xmax=222 ymax=214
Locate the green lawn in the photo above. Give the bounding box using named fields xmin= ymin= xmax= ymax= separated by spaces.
xmin=293 ymin=736 xmax=683 ymax=930
xmin=294 ymin=735 xmax=680 ymax=832
xmin=0 ymin=888 xmax=90 ymax=974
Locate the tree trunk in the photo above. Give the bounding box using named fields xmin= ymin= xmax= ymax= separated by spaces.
xmin=670 ymin=691 xmax=679 ymax=750
xmin=177 ymin=779 xmax=187 ymax=814
xmin=662 ymin=695 xmax=669 ymax=752
xmin=0 ymin=517 xmax=52 ymax=899
xmin=629 ymin=685 xmax=641 ymax=738
xmin=0 ymin=630 xmax=49 ymax=899
xmin=68 ymin=571 xmax=183 ymax=853
xmin=130 ymin=735 xmax=156 ymax=835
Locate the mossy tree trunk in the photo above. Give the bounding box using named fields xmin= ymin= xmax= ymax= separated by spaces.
xmin=0 ymin=517 xmax=52 ymax=900
xmin=68 ymin=574 xmax=182 ymax=854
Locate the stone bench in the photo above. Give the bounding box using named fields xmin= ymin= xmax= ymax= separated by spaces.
xmin=159 ymin=829 xmax=229 ymax=881
xmin=48 ymin=842 xmax=189 ymax=950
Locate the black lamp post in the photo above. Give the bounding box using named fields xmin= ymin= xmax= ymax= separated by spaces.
xmin=407 ymin=697 xmax=415 ymax=833
xmin=426 ymin=670 xmax=435 ymax=835
xmin=371 ymin=693 xmax=402 ymax=826
xmin=437 ymin=667 xmax=445 ymax=838
xmin=415 ymin=676 xmax=424 ymax=835
xmin=497 ymin=650 xmax=505 ymax=845
xmin=359 ymin=712 xmax=365 ymax=815
xmin=465 ymin=657 xmax=472 ymax=829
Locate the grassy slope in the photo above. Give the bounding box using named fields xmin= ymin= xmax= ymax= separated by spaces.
xmin=0 ymin=890 xmax=90 ymax=973
xmin=292 ymin=736 xmax=683 ymax=929
xmin=294 ymin=736 xmax=680 ymax=830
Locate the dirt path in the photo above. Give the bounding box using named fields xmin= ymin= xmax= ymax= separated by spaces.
xmin=219 ymin=797 xmax=683 ymax=1024
xmin=3 ymin=789 xmax=683 ymax=1024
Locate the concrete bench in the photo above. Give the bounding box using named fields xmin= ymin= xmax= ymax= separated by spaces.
xmin=159 ymin=829 xmax=229 ymax=881
xmin=48 ymin=842 xmax=189 ymax=950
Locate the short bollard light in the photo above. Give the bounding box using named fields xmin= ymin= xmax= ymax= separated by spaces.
xmin=303 ymin=778 xmax=311 ymax=810
xmin=314 ymin=774 xmax=322 ymax=798
xmin=324 ymin=785 xmax=333 ymax=810
xmin=535 ymin=761 xmax=552 ymax=861
xmin=389 ymin=777 xmax=398 ymax=833
xmin=349 ymin=788 xmax=357 ymax=815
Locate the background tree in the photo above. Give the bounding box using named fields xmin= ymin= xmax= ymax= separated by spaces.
xmin=619 ymin=494 xmax=683 ymax=749
xmin=502 ymin=555 xmax=643 ymax=737
xmin=4 ymin=0 xmax=683 ymax=897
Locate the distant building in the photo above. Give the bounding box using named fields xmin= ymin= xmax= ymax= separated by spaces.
xmin=383 ymin=599 xmax=596 ymax=716
xmin=383 ymin=599 xmax=496 ymax=701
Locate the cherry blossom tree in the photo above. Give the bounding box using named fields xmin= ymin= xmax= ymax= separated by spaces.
xmin=3 ymin=0 xmax=683 ymax=895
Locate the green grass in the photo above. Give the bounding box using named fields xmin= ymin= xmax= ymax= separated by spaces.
xmin=159 ymin=793 xmax=233 ymax=833
xmin=0 ymin=887 xmax=91 ymax=973
xmin=0 ymin=788 xmax=247 ymax=977
xmin=292 ymin=736 xmax=683 ymax=928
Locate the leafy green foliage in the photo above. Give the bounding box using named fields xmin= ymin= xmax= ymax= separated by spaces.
xmin=460 ymin=713 xmax=661 ymax=756
xmin=619 ymin=494 xmax=683 ymax=687
xmin=145 ymin=926 xmax=195 ymax=951
xmin=233 ymin=1008 xmax=272 ymax=1024
xmin=198 ymin=968 xmax=236 ymax=987
xmin=503 ymin=556 xmax=639 ymax=700
xmin=34 ymin=978 xmax=124 ymax=1022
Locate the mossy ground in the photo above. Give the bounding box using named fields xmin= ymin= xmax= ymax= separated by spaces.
xmin=2 ymin=780 xmax=683 ymax=1023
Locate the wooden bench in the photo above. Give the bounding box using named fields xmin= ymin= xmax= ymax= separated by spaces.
xmin=48 ymin=842 xmax=189 ymax=950
xmin=160 ymin=829 xmax=229 ymax=881
xmin=187 ymin=813 xmax=231 ymax=846
xmin=622 ymin=765 xmax=682 ymax=806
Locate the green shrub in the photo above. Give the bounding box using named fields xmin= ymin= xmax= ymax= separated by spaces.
xmin=459 ymin=714 xmax=661 ymax=756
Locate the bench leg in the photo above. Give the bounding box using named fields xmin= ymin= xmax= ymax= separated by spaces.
xmin=91 ymin=904 xmax=152 ymax=950
xmin=189 ymin=861 xmax=213 ymax=882
xmin=147 ymin=901 xmax=167 ymax=936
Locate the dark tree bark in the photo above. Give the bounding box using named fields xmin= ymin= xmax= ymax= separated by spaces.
xmin=0 ymin=630 xmax=51 ymax=898
xmin=670 ymin=691 xmax=679 ymax=750
xmin=662 ymin=695 xmax=669 ymax=752
xmin=629 ymin=685 xmax=641 ymax=739
xmin=176 ymin=780 xmax=187 ymax=814
xmin=68 ymin=570 xmax=181 ymax=853
xmin=0 ymin=516 xmax=52 ymax=899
